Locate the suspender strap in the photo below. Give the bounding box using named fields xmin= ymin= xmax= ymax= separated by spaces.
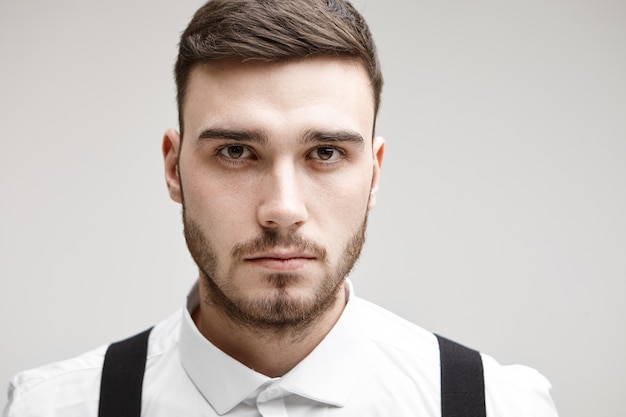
xmin=98 ymin=327 xmax=153 ymax=417
xmin=436 ymin=334 xmax=487 ymax=417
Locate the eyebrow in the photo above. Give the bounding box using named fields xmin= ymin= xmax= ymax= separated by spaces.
xmin=197 ymin=127 xmax=364 ymax=147
xmin=197 ymin=128 xmax=267 ymax=144
xmin=302 ymin=129 xmax=365 ymax=148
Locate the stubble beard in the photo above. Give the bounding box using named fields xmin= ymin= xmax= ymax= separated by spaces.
xmin=182 ymin=207 xmax=368 ymax=333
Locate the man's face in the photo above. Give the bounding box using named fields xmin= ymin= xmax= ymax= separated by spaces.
xmin=163 ymin=58 xmax=384 ymax=329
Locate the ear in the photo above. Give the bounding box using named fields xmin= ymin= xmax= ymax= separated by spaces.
xmin=368 ymin=135 xmax=385 ymax=210
xmin=163 ymin=128 xmax=183 ymax=204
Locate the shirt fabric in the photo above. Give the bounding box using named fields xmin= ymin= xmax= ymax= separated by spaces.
xmin=4 ymin=281 xmax=558 ymax=416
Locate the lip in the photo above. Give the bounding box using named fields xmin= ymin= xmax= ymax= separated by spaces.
xmin=244 ymin=251 xmax=317 ymax=271
xmin=246 ymin=251 xmax=316 ymax=260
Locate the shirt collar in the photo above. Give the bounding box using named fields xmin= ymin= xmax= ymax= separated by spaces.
xmin=180 ymin=284 xmax=270 ymax=414
xmin=279 ymin=280 xmax=366 ymax=406
xmin=179 ymin=280 xmax=367 ymax=414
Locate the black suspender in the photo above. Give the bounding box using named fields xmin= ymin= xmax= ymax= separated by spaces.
xmin=98 ymin=329 xmax=485 ymax=417
xmin=98 ymin=327 xmax=153 ymax=417
xmin=436 ymin=334 xmax=487 ymax=417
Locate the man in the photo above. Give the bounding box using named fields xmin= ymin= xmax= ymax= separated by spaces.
xmin=4 ymin=0 xmax=558 ymax=416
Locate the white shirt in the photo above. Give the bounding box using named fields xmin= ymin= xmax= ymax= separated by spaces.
xmin=4 ymin=282 xmax=558 ymax=416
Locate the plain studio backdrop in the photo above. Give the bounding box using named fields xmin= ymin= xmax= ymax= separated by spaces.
xmin=1 ymin=1 xmax=624 ymax=416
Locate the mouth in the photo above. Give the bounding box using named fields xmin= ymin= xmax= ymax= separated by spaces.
xmin=244 ymin=250 xmax=317 ymax=271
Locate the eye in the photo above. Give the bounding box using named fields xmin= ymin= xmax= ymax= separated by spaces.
xmin=219 ymin=144 xmax=253 ymax=159
xmin=309 ymin=146 xmax=342 ymax=162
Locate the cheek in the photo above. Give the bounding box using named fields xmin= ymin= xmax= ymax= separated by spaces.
xmin=181 ymin=153 xmax=253 ymax=211
xmin=313 ymin=175 xmax=371 ymax=234
xmin=334 ymin=168 xmax=373 ymax=209
xmin=181 ymin=170 xmax=255 ymax=245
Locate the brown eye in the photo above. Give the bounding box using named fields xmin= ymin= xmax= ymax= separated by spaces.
xmin=315 ymin=146 xmax=337 ymax=161
xmin=219 ymin=145 xmax=251 ymax=159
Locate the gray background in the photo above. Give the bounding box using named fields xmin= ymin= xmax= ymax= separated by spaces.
xmin=1 ymin=1 xmax=624 ymax=416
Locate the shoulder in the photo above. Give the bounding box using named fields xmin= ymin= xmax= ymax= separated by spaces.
xmin=349 ymin=297 xmax=558 ymax=416
xmin=345 ymin=296 xmax=442 ymax=400
xmin=4 ymin=345 xmax=106 ymax=416
xmin=3 ymin=310 xmax=182 ymax=417
xmin=482 ymin=354 xmax=558 ymax=416
xmin=349 ymin=296 xmax=440 ymax=362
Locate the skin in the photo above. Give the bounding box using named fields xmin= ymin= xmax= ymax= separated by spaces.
xmin=163 ymin=57 xmax=385 ymax=377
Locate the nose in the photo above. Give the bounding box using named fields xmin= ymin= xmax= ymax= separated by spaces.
xmin=257 ymin=162 xmax=308 ymax=229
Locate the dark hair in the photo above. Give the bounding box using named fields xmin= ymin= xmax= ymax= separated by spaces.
xmin=175 ymin=0 xmax=382 ymax=135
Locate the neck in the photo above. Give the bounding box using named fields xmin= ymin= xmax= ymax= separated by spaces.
xmin=192 ymin=281 xmax=348 ymax=377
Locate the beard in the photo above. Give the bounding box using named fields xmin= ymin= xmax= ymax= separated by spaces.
xmin=182 ymin=207 xmax=368 ymax=332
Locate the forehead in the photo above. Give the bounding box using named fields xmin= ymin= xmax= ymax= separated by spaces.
xmin=182 ymin=58 xmax=376 ymax=140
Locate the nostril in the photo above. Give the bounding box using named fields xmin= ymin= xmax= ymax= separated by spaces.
xmin=257 ymin=193 xmax=307 ymax=229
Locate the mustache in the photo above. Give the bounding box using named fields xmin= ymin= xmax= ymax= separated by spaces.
xmin=231 ymin=229 xmax=327 ymax=260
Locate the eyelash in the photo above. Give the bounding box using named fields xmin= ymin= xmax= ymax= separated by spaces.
xmin=216 ymin=144 xmax=256 ymax=166
xmin=307 ymin=146 xmax=346 ymax=164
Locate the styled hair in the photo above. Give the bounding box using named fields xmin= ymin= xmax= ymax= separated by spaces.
xmin=175 ymin=0 xmax=382 ymax=134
